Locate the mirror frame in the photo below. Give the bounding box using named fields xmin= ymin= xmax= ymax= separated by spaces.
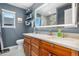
xmin=34 ymin=3 xmax=77 ymax=28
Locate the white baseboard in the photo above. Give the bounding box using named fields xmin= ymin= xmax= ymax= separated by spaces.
xmin=4 ymin=45 xmax=18 ymax=50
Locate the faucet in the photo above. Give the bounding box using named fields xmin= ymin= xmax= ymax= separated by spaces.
xmin=33 ymin=27 xmax=36 ymax=33
xmin=48 ymin=29 xmax=53 ymax=35
xmin=33 ymin=27 xmax=38 ymax=34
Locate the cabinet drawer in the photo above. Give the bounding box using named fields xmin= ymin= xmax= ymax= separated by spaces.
xmin=31 ymin=38 xmax=40 ymax=45
xmin=41 ymin=40 xmax=53 ymax=51
xmin=52 ymin=44 xmax=72 ymax=56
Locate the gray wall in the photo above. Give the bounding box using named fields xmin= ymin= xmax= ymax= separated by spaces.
xmin=0 ymin=3 xmax=31 ymax=47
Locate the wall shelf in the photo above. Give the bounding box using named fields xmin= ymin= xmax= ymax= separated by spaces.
xmin=25 ymin=8 xmax=33 ymax=21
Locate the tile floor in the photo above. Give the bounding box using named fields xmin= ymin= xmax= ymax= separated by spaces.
xmin=0 ymin=45 xmax=25 ymax=56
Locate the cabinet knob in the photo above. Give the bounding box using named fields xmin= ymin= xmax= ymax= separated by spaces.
xmin=48 ymin=54 xmax=51 ymax=56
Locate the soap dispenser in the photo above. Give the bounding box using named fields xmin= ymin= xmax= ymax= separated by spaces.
xmin=57 ymin=28 xmax=63 ymax=38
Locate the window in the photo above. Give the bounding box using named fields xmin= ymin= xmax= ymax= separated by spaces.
xmin=35 ymin=17 xmax=41 ymax=27
xmin=2 ymin=9 xmax=16 ymax=28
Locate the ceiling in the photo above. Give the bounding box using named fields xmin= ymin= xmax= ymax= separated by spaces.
xmin=8 ymin=3 xmax=34 ymax=9
xmin=37 ymin=3 xmax=67 ymax=16
xmin=8 ymin=3 xmax=67 ymax=16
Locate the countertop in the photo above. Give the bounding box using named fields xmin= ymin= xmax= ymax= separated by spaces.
xmin=23 ymin=33 xmax=79 ymax=51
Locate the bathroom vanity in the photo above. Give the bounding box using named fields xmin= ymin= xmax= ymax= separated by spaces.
xmin=23 ymin=3 xmax=78 ymax=56
xmin=23 ymin=33 xmax=79 ymax=56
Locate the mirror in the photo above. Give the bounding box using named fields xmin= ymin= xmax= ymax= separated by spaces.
xmin=34 ymin=3 xmax=77 ymax=28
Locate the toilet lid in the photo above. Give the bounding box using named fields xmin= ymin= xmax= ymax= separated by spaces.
xmin=16 ymin=39 xmax=24 ymax=44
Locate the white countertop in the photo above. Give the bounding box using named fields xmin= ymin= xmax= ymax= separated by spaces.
xmin=23 ymin=33 xmax=79 ymax=51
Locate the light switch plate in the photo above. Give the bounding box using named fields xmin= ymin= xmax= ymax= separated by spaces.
xmin=17 ymin=17 xmax=22 ymax=23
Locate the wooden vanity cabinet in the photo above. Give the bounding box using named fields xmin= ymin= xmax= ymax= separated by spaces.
xmin=23 ymin=35 xmax=79 ymax=56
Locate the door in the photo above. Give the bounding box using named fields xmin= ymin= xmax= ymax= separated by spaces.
xmin=2 ymin=29 xmax=17 ymax=47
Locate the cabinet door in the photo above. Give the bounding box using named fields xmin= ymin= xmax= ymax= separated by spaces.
xmin=31 ymin=44 xmax=40 ymax=56
xmin=40 ymin=48 xmax=51 ymax=56
xmin=23 ymin=43 xmax=31 ymax=56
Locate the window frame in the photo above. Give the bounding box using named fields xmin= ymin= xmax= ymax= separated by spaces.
xmin=2 ymin=9 xmax=16 ymax=28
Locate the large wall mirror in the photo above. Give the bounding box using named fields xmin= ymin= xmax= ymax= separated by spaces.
xmin=34 ymin=3 xmax=77 ymax=28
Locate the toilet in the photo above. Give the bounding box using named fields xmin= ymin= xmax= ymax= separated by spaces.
xmin=16 ymin=39 xmax=25 ymax=55
xmin=16 ymin=39 xmax=24 ymax=49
